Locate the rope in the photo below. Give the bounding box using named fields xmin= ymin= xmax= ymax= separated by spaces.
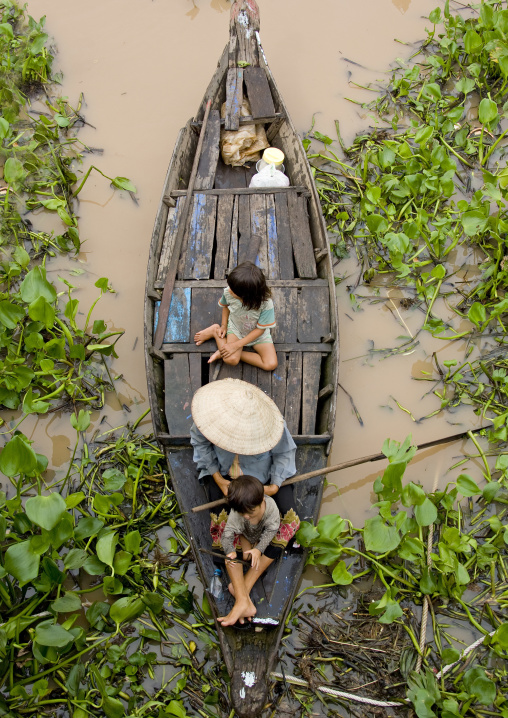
xmin=435 ymin=630 xmax=496 ymax=679
xmin=270 ymin=672 xmax=406 ymax=708
xmin=272 ymin=628 xmax=496 ymax=711
xmin=415 ymin=473 xmax=439 ymax=673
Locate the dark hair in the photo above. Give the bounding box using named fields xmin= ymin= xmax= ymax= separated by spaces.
xmin=227 ymin=475 xmax=265 ymax=513
xmin=227 ymin=261 xmax=271 ymax=311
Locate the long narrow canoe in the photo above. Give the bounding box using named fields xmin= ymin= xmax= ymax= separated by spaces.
xmin=144 ymin=2 xmax=338 ymax=715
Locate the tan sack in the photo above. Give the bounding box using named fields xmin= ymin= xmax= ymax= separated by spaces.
xmin=220 ymin=97 xmax=269 ymax=167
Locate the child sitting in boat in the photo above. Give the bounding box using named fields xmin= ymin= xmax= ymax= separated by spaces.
xmin=194 ymin=261 xmax=278 ymax=371
xmin=218 ymin=475 xmax=281 ymax=626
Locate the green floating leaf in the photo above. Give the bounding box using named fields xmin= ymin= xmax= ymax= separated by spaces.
xmin=51 ymin=591 xmax=82 ymax=613
xmin=456 ymin=473 xmax=480 ymax=497
xmin=124 ymin=529 xmax=142 ymax=555
xmin=4 ymin=540 xmax=40 ymax=583
xmin=110 ymin=596 xmax=145 ymax=626
xmin=25 ymin=493 xmax=67 ymax=531
xmin=415 ymin=498 xmax=438 ymax=527
xmin=96 ymin=531 xmax=117 ymax=568
xmin=70 ymin=409 xmax=91 ymax=433
xmin=316 ymin=514 xmax=346 ymax=541
xmin=295 ymin=521 xmax=319 ymax=547
xmin=112 ymin=176 xmax=137 ymax=192
xmin=35 ymin=620 xmax=74 ymax=648
xmin=364 ymin=515 xmax=400 ymax=553
xmin=4 ymin=157 xmax=26 ymax=185
xmin=74 ymin=516 xmax=104 ymax=541
xmin=64 ymin=548 xmax=89 ymax=570
xmin=0 ymin=434 xmax=37 ymax=477
xmin=331 ymin=560 xmax=353 ymax=585
xmin=20 ymin=266 xmax=57 ymax=304
xmin=0 ymin=300 xmax=24 ymax=329
xmin=478 ymin=97 xmax=498 ymax=125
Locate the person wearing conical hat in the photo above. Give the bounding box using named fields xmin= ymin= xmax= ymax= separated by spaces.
xmin=190 ymin=378 xmax=300 ymax=627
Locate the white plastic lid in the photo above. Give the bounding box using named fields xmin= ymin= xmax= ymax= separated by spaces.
xmin=262 ymin=147 xmax=285 ymax=165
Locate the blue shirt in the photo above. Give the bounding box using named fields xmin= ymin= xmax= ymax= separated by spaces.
xmin=190 ymin=422 xmax=296 ymax=487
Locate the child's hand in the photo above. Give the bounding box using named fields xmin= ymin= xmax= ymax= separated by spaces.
xmin=218 ymin=325 xmax=227 ymax=338
xmin=220 ymin=342 xmax=241 ymax=359
xmin=226 ymin=552 xmax=237 ymax=565
xmin=244 ymin=548 xmax=262 ymax=570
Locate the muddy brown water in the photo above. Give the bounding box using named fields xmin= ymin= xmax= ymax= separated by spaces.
xmin=19 ymin=0 xmax=485 ymax=526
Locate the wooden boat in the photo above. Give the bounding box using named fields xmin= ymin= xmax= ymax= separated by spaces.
xmin=144 ymin=2 xmax=338 ymax=715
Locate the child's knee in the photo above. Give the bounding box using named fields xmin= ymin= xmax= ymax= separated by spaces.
xmin=224 ymin=354 xmax=240 ymax=366
xmin=264 ymin=357 xmax=278 ymax=371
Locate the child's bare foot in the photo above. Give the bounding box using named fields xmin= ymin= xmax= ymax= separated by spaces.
xmin=218 ymin=597 xmax=256 ymax=626
xmin=194 ymin=324 xmax=219 ymax=346
xmin=208 ymin=349 xmax=221 ymax=364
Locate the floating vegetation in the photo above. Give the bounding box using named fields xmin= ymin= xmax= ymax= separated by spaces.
xmin=0 ymin=421 xmax=236 ymax=718
xmin=296 ymin=434 xmax=508 ymax=716
xmin=308 ymin=0 xmax=508 ymax=442
xmin=0 ymin=2 xmax=136 ymax=418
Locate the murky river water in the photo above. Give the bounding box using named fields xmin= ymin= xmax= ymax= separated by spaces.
xmin=22 ymin=0 xmax=484 ymax=528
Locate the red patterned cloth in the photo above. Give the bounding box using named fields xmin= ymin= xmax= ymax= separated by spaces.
xmin=210 ymin=507 xmax=300 ymax=552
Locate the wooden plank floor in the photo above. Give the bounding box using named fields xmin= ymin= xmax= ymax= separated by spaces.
xmin=157 ymin=177 xmax=333 ymax=439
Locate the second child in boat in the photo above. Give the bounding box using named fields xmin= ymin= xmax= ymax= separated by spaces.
xmin=218 ymin=475 xmax=280 ymax=626
xmin=194 ymin=261 xmax=278 ymax=371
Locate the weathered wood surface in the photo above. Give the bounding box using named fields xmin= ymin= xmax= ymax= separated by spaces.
xmin=194 ymin=109 xmax=221 ymax=190
xmin=170 ymin=186 xmax=310 ymax=197
xmin=285 ymin=351 xmax=302 ymax=434
xmin=274 ymin=192 xmax=294 ymax=279
xmin=298 ymin=286 xmax=331 ymax=343
xmin=237 ymin=194 xmax=251 ymax=264
xmin=225 ymin=68 xmax=243 ymax=131
xmin=153 ymin=101 xmax=212 ymax=349
xmin=180 ymin=194 xmax=218 ymax=280
xmin=230 ymin=0 xmax=259 ymax=68
xmin=301 ymin=353 xmax=322 ymax=435
xmin=164 ymin=356 xmax=193 ymax=435
xmin=156 ymin=199 xmax=182 ymax=286
xmin=271 ymin=351 xmax=287 ymax=415
xmin=270 ymin=287 xmax=297 ymax=344
xmin=154 ymin=288 xmax=191 ymax=343
xmin=243 ymin=66 xmax=276 ymax=118
xmin=229 ymin=195 xmax=239 ymax=268
xmin=214 ymin=194 xmax=235 ymax=279
xmin=191 ymin=113 xmax=285 ymax=130
xmin=266 ymin=193 xmax=279 ymax=279
xmin=161 ymin=342 xmax=332 ymax=354
xmin=189 ymin=287 xmax=223 ymax=349
xmin=287 ymin=192 xmax=317 ymax=279
xmin=250 ymin=193 xmax=267 ymax=270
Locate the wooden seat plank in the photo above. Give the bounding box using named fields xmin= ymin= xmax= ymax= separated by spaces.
xmin=229 ymin=195 xmax=239 ymax=269
xmin=214 ymin=194 xmax=235 ymax=279
xmin=266 ymin=194 xmax=280 ymax=279
xmin=164 ymin=356 xmax=193 ymax=435
xmin=190 ymin=287 xmax=224 ymax=350
xmin=154 ymin=288 xmax=191 ymax=343
xmin=271 ymin=351 xmax=287 ymax=416
xmin=243 ymin=67 xmax=276 ymax=119
xmin=189 ymin=353 xmax=203 ymax=396
xmin=161 ymin=341 xmax=332 ymax=353
xmin=218 ymin=362 xmax=243 ymax=380
xmin=298 ymin=286 xmax=331 ymax=343
xmin=285 ymin=352 xmax=302 ymax=434
xmin=257 ymin=365 xmax=272 ymax=397
xmin=225 ymin=67 xmax=243 ymax=131
xmin=287 ymin=192 xmax=317 ymax=279
xmin=250 ymin=193 xmax=268 ymax=272
xmin=301 ymin=353 xmax=322 ymax=435
xmin=242 ymin=363 xmax=258 ymax=386
xmin=157 ymin=199 xmax=183 ymax=286
xmin=181 ymin=193 xmax=218 ymax=280
xmin=274 ymin=193 xmax=294 ymax=279
xmin=214 ymin=157 xmax=247 ymax=189
xmin=270 ymin=287 xmax=297 ymax=344
xmin=237 ymin=194 xmax=251 ymax=264
xmin=194 ymin=109 xmax=221 ymax=191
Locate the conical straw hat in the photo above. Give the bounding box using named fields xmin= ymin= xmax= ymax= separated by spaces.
xmin=191 ymin=378 xmax=284 ymax=455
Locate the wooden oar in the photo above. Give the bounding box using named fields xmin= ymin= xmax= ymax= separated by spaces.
xmin=153 ymin=99 xmax=212 ymax=350
xmin=191 ymin=426 xmax=488 ymax=513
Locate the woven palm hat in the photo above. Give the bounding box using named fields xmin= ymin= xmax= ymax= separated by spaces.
xmin=191 ymin=378 xmax=284 ymax=455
